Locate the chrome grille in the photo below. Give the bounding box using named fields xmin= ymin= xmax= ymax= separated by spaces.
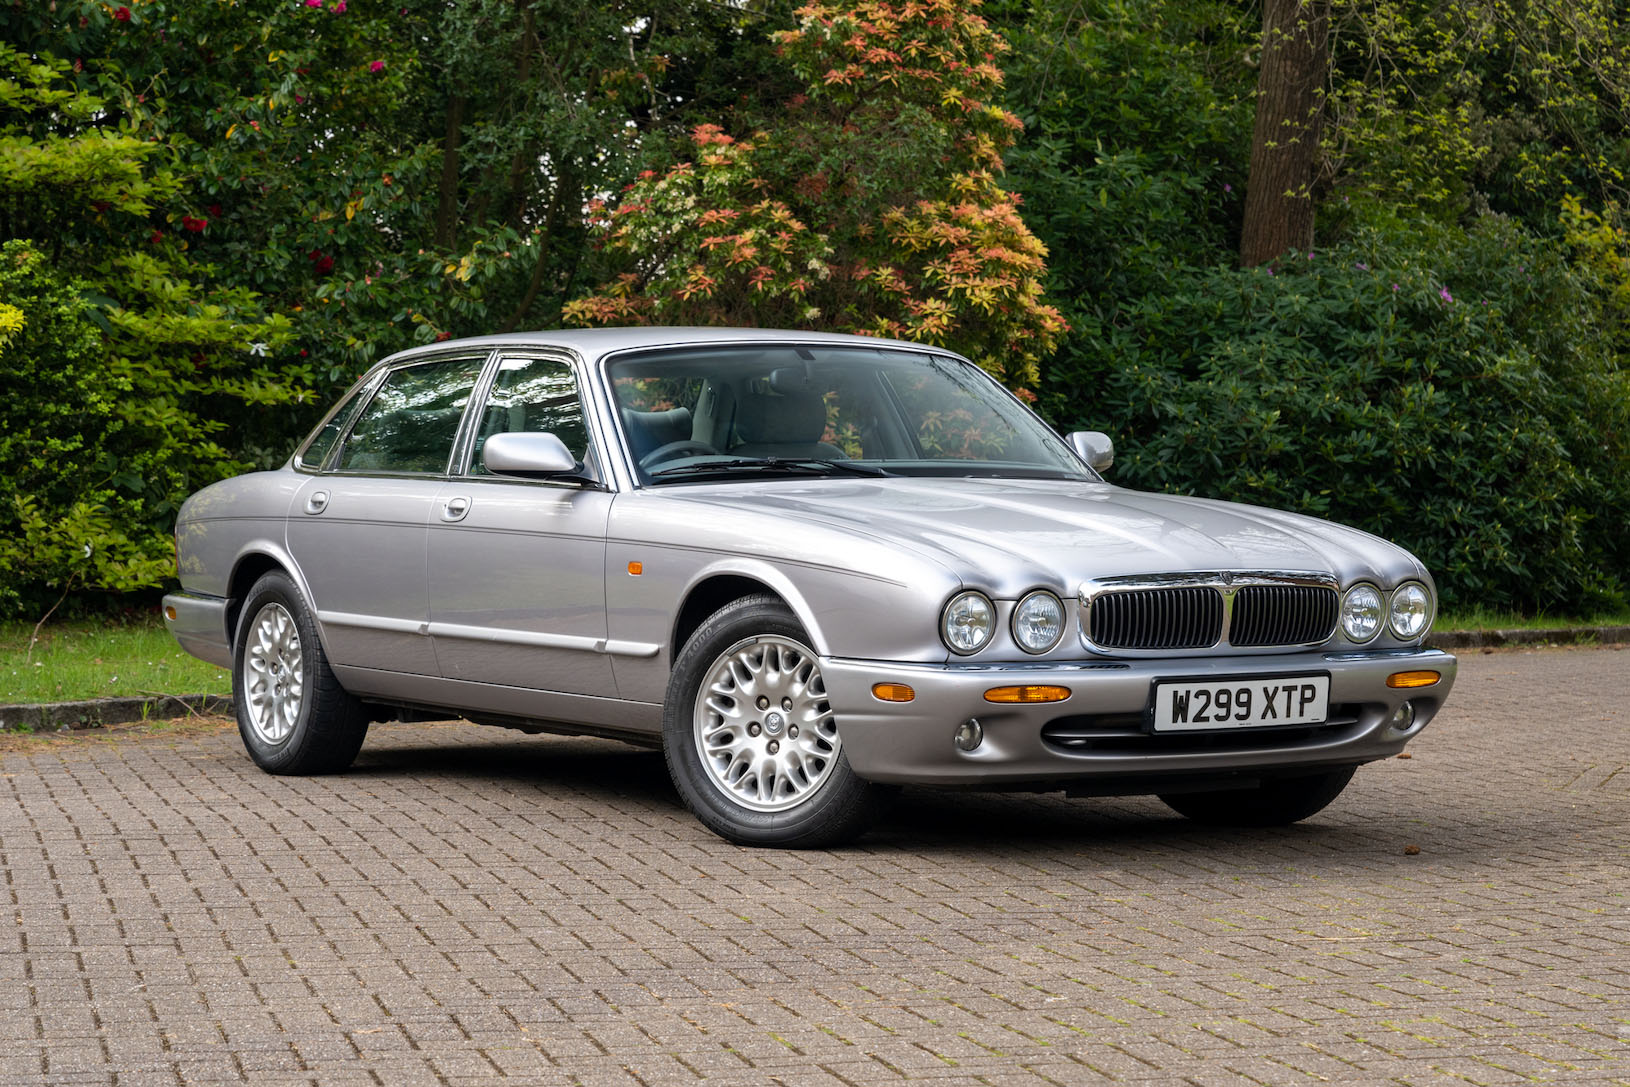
xmin=1088 ymin=587 xmax=1223 ymax=650
xmin=1230 ymin=585 xmax=1338 ymax=647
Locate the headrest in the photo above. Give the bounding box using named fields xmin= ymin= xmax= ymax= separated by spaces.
xmin=736 ymin=388 xmax=827 ymax=444
xmin=621 ymin=405 xmax=694 ymax=458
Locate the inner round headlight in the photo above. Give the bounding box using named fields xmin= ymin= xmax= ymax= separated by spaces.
xmin=942 ymin=591 xmax=995 ymax=654
xmin=1389 ymin=582 xmax=1433 ymax=640
xmin=1341 ymin=584 xmax=1384 ymax=642
xmin=1012 ymin=591 xmax=1065 ymax=654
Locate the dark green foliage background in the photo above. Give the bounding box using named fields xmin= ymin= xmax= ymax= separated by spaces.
xmin=2 ymin=0 xmax=1628 ymax=617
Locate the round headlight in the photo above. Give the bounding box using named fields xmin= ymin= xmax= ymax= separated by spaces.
xmin=1340 ymin=584 xmax=1384 ymax=642
xmin=1012 ymin=591 xmax=1065 ymax=654
xmin=1389 ymin=582 xmax=1433 ymax=640
xmin=942 ymin=591 xmax=995 ymax=654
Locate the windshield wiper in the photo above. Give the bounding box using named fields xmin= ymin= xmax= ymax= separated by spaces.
xmin=650 ymin=457 xmax=892 ymax=480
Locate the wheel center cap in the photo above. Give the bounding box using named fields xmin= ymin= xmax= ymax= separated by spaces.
xmin=763 ymin=712 xmax=785 ymax=736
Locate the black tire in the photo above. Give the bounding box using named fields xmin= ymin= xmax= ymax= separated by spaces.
xmin=232 ymin=570 xmax=369 ymax=775
xmin=1159 ymin=766 xmax=1357 ymax=827
xmin=662 ymin=594 xmax=894 ymax=847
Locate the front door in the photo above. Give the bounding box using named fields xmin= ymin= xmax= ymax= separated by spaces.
xmin=427 ymin=353 xmax=615 ymax=696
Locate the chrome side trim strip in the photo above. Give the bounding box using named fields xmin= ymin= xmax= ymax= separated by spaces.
xmin=317 ymin=610 xmax=425 ymax=635
xmin=427 ymin=621 xmax=661 ymax=659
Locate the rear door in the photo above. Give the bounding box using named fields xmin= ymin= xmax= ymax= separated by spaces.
xmin=287 ymin=353 xmax=488 ymax=675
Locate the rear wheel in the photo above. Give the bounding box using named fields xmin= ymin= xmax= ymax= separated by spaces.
xmin=662 ymin=595 xmax=893 ymax=847
xmin=233 ymin=570 xmax=368 ymax=774
xmin=1159 ymin=766 xmax=1356 ymax=827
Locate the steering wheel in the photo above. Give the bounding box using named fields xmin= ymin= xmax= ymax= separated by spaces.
xmin=639 ymin=440 xmax=720 ymax=468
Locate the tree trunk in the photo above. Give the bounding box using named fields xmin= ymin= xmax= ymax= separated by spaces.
xmin=1239 ymin=0 xmax=1328 ymax=268
xmin=433 ymin=95 xmax=468 ymax=251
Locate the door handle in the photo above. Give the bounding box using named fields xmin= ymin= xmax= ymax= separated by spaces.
xmin=441 ymin=496 xmax=471 ymax=522
xmin=303 ymin=490 xmax=329 ymax=515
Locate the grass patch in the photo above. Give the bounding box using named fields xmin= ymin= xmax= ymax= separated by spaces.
xmin=1 ymin=616 xmax=230 ymax=704
xmin=1437 ymin=606 xmax=1630 ymax=631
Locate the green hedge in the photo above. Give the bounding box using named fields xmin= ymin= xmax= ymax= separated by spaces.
xmin=1046 ymin=218 xmax=1630 ymax=613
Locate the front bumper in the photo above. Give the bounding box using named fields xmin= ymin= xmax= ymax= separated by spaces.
xmin=162 ymin=591 xmax=234 ymax=669
xmin=820 ymin=647 xmax=1456 ymax=787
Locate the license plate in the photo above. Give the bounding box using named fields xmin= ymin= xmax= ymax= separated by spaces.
xmin=1152 ymin=675 xmax=1330 ymax=732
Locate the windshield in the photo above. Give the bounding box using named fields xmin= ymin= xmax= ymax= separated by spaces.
xmin=606 ymin=344 xmax=1092 ymax=485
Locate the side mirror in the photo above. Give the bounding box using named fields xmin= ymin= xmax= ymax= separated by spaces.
xmin=1066 ymin=430 xmax=1114 ymax=473
xmin=482 ymin=431 xmax=577 ymax=476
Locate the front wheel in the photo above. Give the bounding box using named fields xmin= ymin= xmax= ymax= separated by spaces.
xmin=233 ymin=570 xmax=369 ymax=774
xmin=662 ymin=595 xmax=893 ymax=847
xmin=1159 ymin=766 xmax=1357 ymax=827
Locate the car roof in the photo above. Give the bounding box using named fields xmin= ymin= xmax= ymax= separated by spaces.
xmin=382 ymin=326 xmax=961 ymax=366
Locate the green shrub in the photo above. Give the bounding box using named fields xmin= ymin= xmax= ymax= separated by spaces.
xmin=1046 ymin=217 xmax=1630 ymax=613
xmin=0 ymin=243 xmax=176 ymax=616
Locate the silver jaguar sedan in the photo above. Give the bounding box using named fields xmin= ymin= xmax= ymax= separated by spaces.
xmin=164 ymin=328 xmax=1456 ymax=846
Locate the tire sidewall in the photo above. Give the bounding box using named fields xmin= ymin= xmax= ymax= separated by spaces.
xmin=662 ymin=596 xmax=877 ymax=847
xmin=233 ymin=571 xmax=326 ymax=773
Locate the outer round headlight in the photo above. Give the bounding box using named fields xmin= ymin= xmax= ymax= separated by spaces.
xmin=1389 ymin=582 xmax=1433 ymax=640
xmin=1012 ymin=591 xmax=1065 ymax=654
xmin=1340 ymin=584 xmax=1384 ymax=643
xmin=942 ymin=591 xmax=995 ymax=654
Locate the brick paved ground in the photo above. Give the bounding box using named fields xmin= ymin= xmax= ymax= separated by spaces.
xmin=1 ymin=647 xmax=1626 ymax=1085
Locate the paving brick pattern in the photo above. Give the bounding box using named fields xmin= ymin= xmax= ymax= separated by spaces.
xmin=2 ymin=647 xmax=1627 ymax=1085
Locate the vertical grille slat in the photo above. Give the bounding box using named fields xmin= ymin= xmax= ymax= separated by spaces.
xmin=1086 ymin=579 xmax=1336 ymax=651
xmin=1230 ymin=584 xmax=1337 ymax=647
xmin=1089 ymin=586 xmax=1222 ymax=650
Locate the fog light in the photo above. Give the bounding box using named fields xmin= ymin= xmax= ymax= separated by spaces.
xmin=954 ymin=718 xmax=984 ymax=751
xmin=1388 ymin=701 xmax=1416 ymax=731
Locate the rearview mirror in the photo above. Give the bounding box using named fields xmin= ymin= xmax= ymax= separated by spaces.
xmin=482 ymin=432 xmax=577 ymax=476
xmin=1066 ymin=430 xmax=1114 ymax=473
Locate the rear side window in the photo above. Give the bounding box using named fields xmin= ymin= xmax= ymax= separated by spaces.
xmin=294 ymin=383 xmax=370 ymax=471
xmin=335 ymin=356 xmax=485 ymax=474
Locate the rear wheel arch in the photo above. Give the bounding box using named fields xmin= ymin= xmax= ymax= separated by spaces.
xmin=226 ymin=552 xmax=287 ymax=650
xmin=225 ymin=551 xmax=332 ymax=661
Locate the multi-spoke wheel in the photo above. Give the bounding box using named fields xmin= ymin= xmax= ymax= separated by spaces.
xmin=233 ymin=570 xmax=368 ymax=774
xmin=693 ymin=635 xmax=842 ymax=812
xmin=663 ymin=595 xmax=893 ymax=847
xmin=243 ymin=602 xmax=304 ymax=746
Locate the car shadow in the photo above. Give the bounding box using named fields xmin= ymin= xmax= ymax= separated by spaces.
xmin=343 ymin=728 xmax=1403 ymax=855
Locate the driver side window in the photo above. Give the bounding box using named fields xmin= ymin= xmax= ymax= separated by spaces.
xmin=468 ymin=356 xmax=593 ymax=475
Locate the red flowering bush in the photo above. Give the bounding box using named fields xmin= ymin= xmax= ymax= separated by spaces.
xmin=565 ymin=0 xmax=1065 ymax=391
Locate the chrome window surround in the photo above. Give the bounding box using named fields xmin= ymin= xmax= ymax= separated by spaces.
xmin=1077 ymin=571 xmax=1341 ymax=656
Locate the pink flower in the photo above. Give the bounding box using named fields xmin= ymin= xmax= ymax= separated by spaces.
xmin=369 ymin=59 xmax=384 ymax=72
xmin=304 ymin=0 xmax=321 ymax=7
xmin=1223 ymin=183 xmax=1232 ymax=193
xmin=1438 ymin=286 xmax=1453 ymax=304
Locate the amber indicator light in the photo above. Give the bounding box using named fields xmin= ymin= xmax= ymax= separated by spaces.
xmin=984 ymin=685 xmax=1072 ymax=704
xmin=164 ymin=605 xmax=177 ymax=621
xmin=1386 ymin=670 xmax=1440 ymax=689
xmin=871 ymin=683 xmax=916 ymax=703
xmin=627 ymin=561 xmax=643 ymax=576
